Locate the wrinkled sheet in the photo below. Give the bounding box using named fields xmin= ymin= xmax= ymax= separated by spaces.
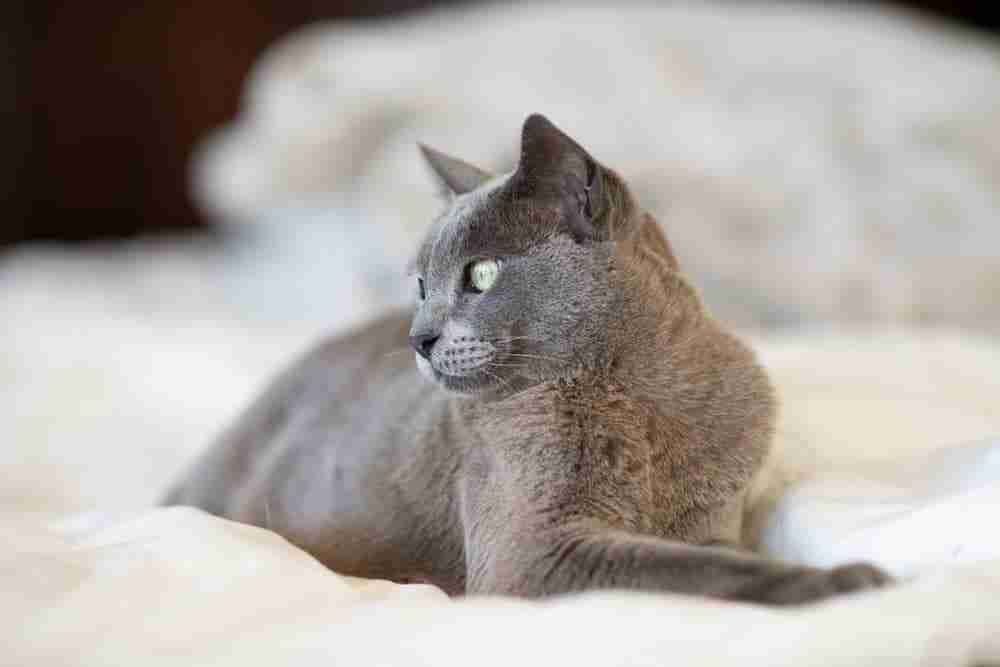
xmin=5 ymin=268 xmax=1000 ymax=665
xmin=196 ymin=2 xmax=1000 ymax=334
xmin=764 ymin=438 xmax=1000 ymax=578
xmin=5 ymin=289 xmax=1000 ymax=664
xmin=4 ymin=506 xmax=999 ymax=666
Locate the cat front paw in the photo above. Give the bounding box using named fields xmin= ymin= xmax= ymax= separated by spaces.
xmin=826 ymin=562 xmax=893 ymax=593
xmin=752 ymin=562 xmax=893 ymax=605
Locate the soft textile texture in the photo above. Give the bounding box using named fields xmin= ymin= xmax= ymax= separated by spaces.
xmin=4 ymin=507 xmax=1000 ymax=666
xmin=197 ymin=1 xmax=1000 ymax=334
xmin=763 ymin=438 xmax=1000 ymax=578
xmin=4 ymin=281 xmax=1000 ymax=663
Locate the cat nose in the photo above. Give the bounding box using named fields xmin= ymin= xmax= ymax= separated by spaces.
xmin=409 ymin=333 xmax=440 ymax=360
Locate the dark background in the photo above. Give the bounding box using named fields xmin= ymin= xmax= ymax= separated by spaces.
xmin=2 ymin=1 xmax=996 ymax=248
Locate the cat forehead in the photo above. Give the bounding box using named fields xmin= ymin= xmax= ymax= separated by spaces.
xmin=416 ymin=174 xmax=559 ymax=273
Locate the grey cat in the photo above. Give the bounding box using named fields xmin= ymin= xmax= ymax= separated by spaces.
xmin=165 ymin=114 xmax=889 ymax=603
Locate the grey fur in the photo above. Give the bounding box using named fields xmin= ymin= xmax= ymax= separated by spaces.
xmin=165 ymin=114 xmax=890 ymax=603
xmin=418 ymin=143 xmax=493 ymax=197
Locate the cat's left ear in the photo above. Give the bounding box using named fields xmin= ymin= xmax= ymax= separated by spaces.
xmin=418 ymin=143 xmax=493 ymax=198
xmin=514 ymin=114 xmax=608 ymax=242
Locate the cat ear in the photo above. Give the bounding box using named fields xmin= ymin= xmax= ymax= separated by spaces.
xmin=418 ymin=143 xmax=493 ymax=198
xmin=515 ymin=113 xmax=606 ymax=241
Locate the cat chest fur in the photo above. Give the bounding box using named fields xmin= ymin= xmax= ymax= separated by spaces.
xmin=465 ymin=373 xmax=732 ymax=540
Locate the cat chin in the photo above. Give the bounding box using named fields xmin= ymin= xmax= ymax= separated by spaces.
xmin=431 ymin=369 xmax=495 ymax=397
xmin=416 ymin=355 xmax=507 ymax=398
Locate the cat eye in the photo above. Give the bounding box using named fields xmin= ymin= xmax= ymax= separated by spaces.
xmin=466 ymin=259 xmax=500 ymax=293
xmin=417 ymin=277 xmax=426 ymax=300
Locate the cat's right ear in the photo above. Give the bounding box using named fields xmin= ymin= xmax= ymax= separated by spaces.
xmin=418 ymin=143 xmax=493 ymax=199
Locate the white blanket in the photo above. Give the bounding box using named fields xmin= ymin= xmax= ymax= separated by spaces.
xmin=196 ymin=2 xmax=1000 ymax=334
xmin=4 ymin=314 xmax=1000 ymax=664
xmin=765 ymin=438 xmax=1000 ymax=578
xmin=5 ymin=254 xmax=1000 ymax=664
xmin=5 ymin=506 xmax=1000 ymax=666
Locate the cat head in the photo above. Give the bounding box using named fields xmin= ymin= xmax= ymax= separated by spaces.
xmin=408 ymin=114 xmax=679 ymax=398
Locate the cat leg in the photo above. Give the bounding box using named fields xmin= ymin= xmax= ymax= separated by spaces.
xmin=467 ymin=528 xmax=890 ymax=605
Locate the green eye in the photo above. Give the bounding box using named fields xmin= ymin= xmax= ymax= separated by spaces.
xmin=468 ymin=259 xmax=500 ymax=293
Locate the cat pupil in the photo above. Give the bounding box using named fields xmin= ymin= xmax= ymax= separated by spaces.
xmin=417 ymin=277 xmax=426 ymax=300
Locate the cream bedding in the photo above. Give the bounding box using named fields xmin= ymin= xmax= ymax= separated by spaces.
xmin=4 ymin=505 xmax=999 ymax=666
xmin=4 ymin=287 xmax=999 ymax=664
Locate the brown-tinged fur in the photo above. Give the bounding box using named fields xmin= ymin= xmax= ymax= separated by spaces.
xmin=165 ymin=115 xmax=889 ymax=603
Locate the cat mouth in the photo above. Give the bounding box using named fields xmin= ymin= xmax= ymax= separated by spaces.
xmin=417 ymin=338 xmax=502 ymax=390
xmin=436 ymin=370 xmax=493 ymax=394
xmin=416 ymin=355 xmax=506 ymax=396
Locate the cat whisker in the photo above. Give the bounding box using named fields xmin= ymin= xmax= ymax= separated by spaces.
xmin=489 ymin=335 xmax=547 ymax=344
xmin=503 ymin=352 xmax=564 ymax=363
xmin=482 ymin=368 xmax=512 ymax=391
xmin=487 ymin=361 xmax=529 ymax=370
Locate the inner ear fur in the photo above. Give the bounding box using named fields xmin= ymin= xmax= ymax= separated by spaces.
xmin=514 ymin=114 xmax=609 ymax=242
xmin=514 ymin=114 xmax=673 ymax=256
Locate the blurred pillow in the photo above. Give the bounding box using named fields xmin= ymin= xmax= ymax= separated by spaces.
xmin=195 ymin=2 xmax=1000 ymax=332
